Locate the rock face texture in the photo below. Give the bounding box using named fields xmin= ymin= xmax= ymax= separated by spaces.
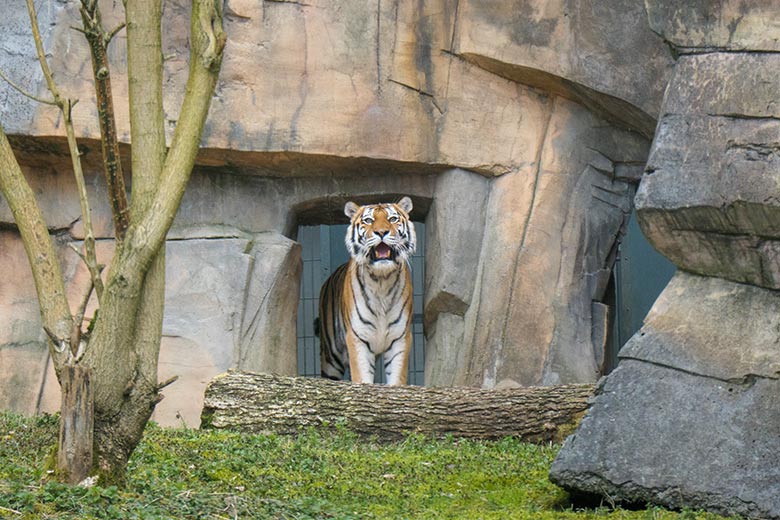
xmin=551 ymin=273 xmax=780 ymax=519
xmin=637 ymin=51 xmax=780 ymax=289
xmin=551 ymin=3 xmax=780 ymax=518
xmin=0 ymin=0 xmax=674 ymax=427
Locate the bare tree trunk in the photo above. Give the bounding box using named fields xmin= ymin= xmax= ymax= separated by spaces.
xmin=1 ymin=0 xmax=225 ymax=485
xmin=202 ymin=372 xmax=595 ymax=443
xmin=57 ymin=365 xmax=93 ymax=485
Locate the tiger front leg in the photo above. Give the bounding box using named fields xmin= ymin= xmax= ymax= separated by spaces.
xmin=384 ymin=328 xmax=412 ymax=386
xmin=346 ymin=332 xmax=377 ymax=384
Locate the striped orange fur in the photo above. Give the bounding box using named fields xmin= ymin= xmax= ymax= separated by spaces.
xmin=318 ymin=197 xmax=416 ymax=385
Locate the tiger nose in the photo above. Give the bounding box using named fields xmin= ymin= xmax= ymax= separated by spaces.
xmin=375 ymin=229 xmax=389 ymax=238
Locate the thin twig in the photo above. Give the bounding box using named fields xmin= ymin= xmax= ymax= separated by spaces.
xmin=0 ymin=67 xmax=57 ymax=106
xmin=106 ymin=23 xmax=127 ymax=45
xmin=71 ymin=272 xmax=99 ymax=354
xmin=156 ymin=375 xmax=179 ymax=392
xmin=0 ymin=505 xmax=22 ymax=516
xmin=25 ymin=0 xmax=63 ymax=107
xmin=26 ymin=0 xmax=105 ymax=306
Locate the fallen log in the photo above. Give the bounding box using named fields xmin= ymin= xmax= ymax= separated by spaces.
xmin=200 ymin=371 xmax=595 ymax=443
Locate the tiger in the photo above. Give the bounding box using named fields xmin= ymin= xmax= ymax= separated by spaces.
xmin=317 ymin=197 xmax=416 ymax=385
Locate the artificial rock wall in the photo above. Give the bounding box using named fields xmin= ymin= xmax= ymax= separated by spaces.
xmin=1 ymin=0 xmax=673 ymax=425
xmin=551 ymin=2 xmax=780 ymax=518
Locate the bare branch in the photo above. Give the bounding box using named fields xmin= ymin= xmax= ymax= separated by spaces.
xmin=69 ymin=25 xmax=88 ymax=36
xmin=70 ymin=263 xmax=102 ymax=353
xmin=0 ymin=67 xmax=57 ymax=106
xmin=0 ymin=124 xmax=73 ymax=367
xmin=68 ymin=240 xmax=105 ymax=304
xmin=26 ymin=0 xmax=105 ymax=313
xmin=79 ymin=0 xmax=130 ymax=240
xmin=25 ymin=0 xmax=64 ymax=108
xmin=43 ymin=325 xmax=69 ymax=354
xmin=106 ymin=23 xmax=127 ymax=45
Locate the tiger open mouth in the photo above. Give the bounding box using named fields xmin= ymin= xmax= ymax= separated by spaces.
xmin=370 ymin=243 xmax=395 ymax=262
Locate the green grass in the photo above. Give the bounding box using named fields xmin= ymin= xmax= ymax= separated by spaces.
xmin=0 ymin=412 xmax=734 ymax=519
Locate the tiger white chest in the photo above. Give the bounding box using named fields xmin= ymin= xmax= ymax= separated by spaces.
xmin=348 ymin=263 xmax=411 ymax=356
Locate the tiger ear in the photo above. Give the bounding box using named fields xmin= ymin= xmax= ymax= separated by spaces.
xmin=344 ymin=201 xmax=360 ymax=219
xmin=397 ymin=196 xmax=413 ymax=215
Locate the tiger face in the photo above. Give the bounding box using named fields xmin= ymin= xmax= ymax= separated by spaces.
xmin=344 ymin=197 xmax=416 ymax=271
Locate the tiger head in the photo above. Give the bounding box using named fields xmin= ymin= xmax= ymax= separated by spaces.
xmin=344 ymin=197 xmax=416 ymax=272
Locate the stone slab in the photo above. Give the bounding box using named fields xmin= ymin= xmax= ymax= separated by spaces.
xmin=153 ymin=336 xmax=223 ymax=428
xmin=551 ymin=360 xmax=780 ymax=519
xmin=1 ymin=0 xmax=673 ymax=175
xmin=461 ymin=97 xmax=644 ymax=388
xmin=423 ymin=168 xmax=489 ymax=331
xmin=453 ymin=0 xmax=673 ymax=135
xmin=236 ymin=233 xmax=302 ymax=376
xmin=622 ymin=273 xmax=780 ymax=382
xmin=637 ymin=53 xmax=780 ymax=289
xmin=164 ymin=238 xmax=253 ymax=371
xmin=0 ymin=343 xmax=49 ymax=415
xmin=423 ymin=312 xmax=466 ymax=388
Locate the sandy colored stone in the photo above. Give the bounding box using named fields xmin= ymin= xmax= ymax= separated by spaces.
xmin=452 ymin=0 xmax=673 ymax=136
xmin=0 ymin=344 xmax=49 ymax=414
xmin=153 ymin=336 xmax=223 ymax=428
xmin=1 ymin=0 xmax=671 ymax=173
xmin=423 ymin=168 xmax=490 ymax=330
xmin=461 ymin=97 xmax=646 ymax=388
xmin=646 ymin=0 xmax=780 ymax=52
xmin=620 ymin=273 xmax=780 ymax=382
xmin=0 ymin=231 xmax=44 ymax=348
xmin=236 ymin=233 xmax=302 ymax=376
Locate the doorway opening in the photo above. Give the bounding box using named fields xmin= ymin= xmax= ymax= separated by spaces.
xmin=604 ymin=210 xmax=676 ymax=374
xmin=296 ymin=222 xmax=427 ymax=385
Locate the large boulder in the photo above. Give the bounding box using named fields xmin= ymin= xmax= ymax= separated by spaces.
xmin=2 ymin=0 xmax=672 ymax=169
xmin=450 ymin=0 xmax=672 ymax=136
xmin=550 ymin=272 xmax=780 ymax=519
xmin=440 ymin=97 xmax=648 ymax=387
xmin=646 ymin=0 xmax=780 ymax=52
xmin=235 ymin=233 xmax=302 ymax=376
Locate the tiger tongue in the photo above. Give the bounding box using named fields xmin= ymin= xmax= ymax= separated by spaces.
xmin=375 ymin=243 xmax=392 ymax=259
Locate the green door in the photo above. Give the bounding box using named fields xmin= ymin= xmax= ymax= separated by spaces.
xmin=607 ymin=210 xmax=676 ymax=371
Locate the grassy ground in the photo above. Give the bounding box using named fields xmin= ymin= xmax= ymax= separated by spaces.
xmin=0 ymin=412 xmax=734 ymax=519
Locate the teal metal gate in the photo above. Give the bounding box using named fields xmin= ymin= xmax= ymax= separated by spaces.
xmin=606 ymin=210 xmax=676 ymax=372
xmin=296 ymin=223 xmax=426 ymax=385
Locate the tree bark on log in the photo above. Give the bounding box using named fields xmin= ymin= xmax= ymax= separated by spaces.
xmin=201 ymin=371 xmax=595 ymax=443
